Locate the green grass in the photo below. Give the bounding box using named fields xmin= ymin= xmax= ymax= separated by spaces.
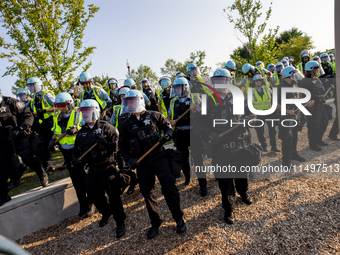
xmin=8 ymin=150 xmax=70 ymax=197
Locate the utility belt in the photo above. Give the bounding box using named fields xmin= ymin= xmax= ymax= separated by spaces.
xmin=145 ymin=146 xmax=164 ymax=159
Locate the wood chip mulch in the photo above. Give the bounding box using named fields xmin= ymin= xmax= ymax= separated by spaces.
xmin=17 ymin=123 xmax=340 ymax=255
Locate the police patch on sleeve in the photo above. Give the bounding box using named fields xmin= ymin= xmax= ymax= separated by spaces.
xmin=16 ymin=102 xmax=25 ymax=110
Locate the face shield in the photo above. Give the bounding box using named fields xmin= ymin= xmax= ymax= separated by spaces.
xmin=276 ymin=65 xmax=283 ymax=73
xmin=268 ymin=66 xmax=275 ymax=72
xmin=321 ymin=56 xmax=330 ymax=64
xmin=54 ymin=101 xmax=74 ymax=115
xmin=78 ymin=106 xmax=100 ymax=123
xmin=188 ymin=67 xmax=201 ymax=77
xmin=316 ymin=65 xmax=325 ymax=76
xmin=110 ymin=83 xmax=118 ymax=93
xmin=211 ymin=76 xmax=231 ymax=93
xmin=170 ymin=84 xmax=189 ymax=98
xmin=120 ymin=97 xmax=145 ymax=114
xmin=26 ymin=83 xmax=36 ymax=94
xmin=79 ymin=81 xmax=92 ymax=91
xmin=142 ymin=80 xmax=149 ymax=89
xmin=290 ymin=69 xmax=304 ymax=81
xmin=17 ymin=93 xmax=27 ymax=102
xmin=282 ymin=61 xmax=288 ymax=67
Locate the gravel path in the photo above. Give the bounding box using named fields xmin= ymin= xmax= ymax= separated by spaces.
xmin=17 ymin=123 xmax=340 ymax=255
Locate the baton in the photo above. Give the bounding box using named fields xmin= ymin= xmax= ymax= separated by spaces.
xmin=78 ymin=135 xmax=107 ymax=161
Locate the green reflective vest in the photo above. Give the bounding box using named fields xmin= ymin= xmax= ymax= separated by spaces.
xmin=297 ymin=63 xmax=304 ymax=73
xmin=169 ymin=93 xmax=200 ymax=120
xmin=51 ymin=109 xmax=82 ymax=145
xmin=273 ymin=72 xmax=281 ymax=86
xmin=111 ymin=105 xmax=122 ymax=129
xmin=81 ymin=85 xmax=107 ymax=110
xmin=31 ymin=90 xmax=55 ymax=123
xmin=158 ymin=89 xmax=169 ymax=118
xmin=252 ymin=86 xmax=271 ymax=110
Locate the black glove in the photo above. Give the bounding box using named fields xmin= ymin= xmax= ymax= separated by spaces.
xmin=96 ymin=136 xmax=108 ymax=146
xmin=209 ymin=132 xmax=220 ymax=145
xmin=66 ymin=126 xmax=78 ymax=135
xmin=127 ymin=158 xmax=139 ymax=169
xmin=315 ymin=95 xmax=325 ymax=104
xmin=36 ymin=108 xmax=46 ymax=119
xmin=158 ymin=134 xmax=170 ymax=145
xmin=9 ymin=129 xmax=20 ymax=141
xmin=71 ymin=158 xmax=80 ymax=167
xmin=48 ymin=139 xmax=56 ymax=151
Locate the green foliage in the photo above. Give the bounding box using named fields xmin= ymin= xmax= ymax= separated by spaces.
xmin=224 ymin=0 xmax=277 ymax=60
xmin=275 ymin=27 xmax=303 ymax=45
xmin=160 ymin=50 xmax=208 ymax=82
xmin=93 ymin=73 xmax=110 ymax=92
xmin=252 ymin=27 xmax=279 ymax=66
xmin=0 ymin=0 xmax=99 ymax=94
xmin=276 ymin=35 xmax=314 ymax=64
xmin=127 ymin=64 xmax=158 ymax=91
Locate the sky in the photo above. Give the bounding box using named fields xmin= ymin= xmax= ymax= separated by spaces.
xmin=0 ymin=0 xmax=336 ymax=97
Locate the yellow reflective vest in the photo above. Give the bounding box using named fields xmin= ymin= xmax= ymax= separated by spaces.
xmin=158 ymin=89 xmax=169 ymax=118
xmin=30 ymin=90 xmax=55 ymax=123
xmin=81 ymin=85 xmax=107 ymax=110
xmin=51 ymin=109 xmax=82 ymax=145
xmin=111 ymin=105 xmax=122 ymax=129
xmin=252 ymin=86 xmax=272 ymax=110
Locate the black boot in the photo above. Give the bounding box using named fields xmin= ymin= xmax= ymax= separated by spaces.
xmin=329 ymin=135 xmax=340 ymax=141
xmin=318 ymin=140 xmax=328 ymax=146
xmin=176 ymin=219 xmax=187 ymax=233
xmin=200 ymin=187 xmax=209 ymax=197
xmin=261 ymin=144 xmax=268 ymax=152
xmin=0 ymin=194 xmax=11 ymax=206
xmin=116 ymin=222 xmax=126 ymax=238
xmin=282 ymin=160 xmax=291 ymax=167
xmin=147 ymin=221 xmax=162 ymax=239
xmin=7 ymin=180 xmax=22 ymax=190
xmin=310 ymin=145 xmax=322 ymax=151
xmin=271 ymin=147 xmax=281 ymax=152
xmin=241 ymin=194 xmax=252 ymax=205
xmin=98 ymin=213 xmax=112 ymax=227
xmin=224 ymin=211 xmax=233 ymax=225
xmin=291 ymin=153 xmax=306 ymax=162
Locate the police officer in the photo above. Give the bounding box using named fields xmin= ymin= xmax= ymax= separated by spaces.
xmin=175 ymin=72 xmax=185 ymax=79
xmin=26 ymin=77 xmax=55 ymax=174
xmin=124 ymin=78 xmax=151 ymax=107
xmin=267 ymin=63 xmax=275 ymax=74
xmin=71 ymin=99 xmax=126 ymax=238
xmin=141 ymin=78 xmax=158 ymax=111
xmin=76 ymin=72 xmax=112 ymax=120
xmin=297 ymin=50 xmax=310 ymax=74
xmin=289 ymin=57 xmax=297 ymax=68
xmin=255 ymin=61 xmax=272 ymax=79
xmin=157 ymin=77 xmax=172 ymax=118
xmin=192 ymin=69 xmax=255 ymax=224
xmin=299 ymin=61 xmax=329 ymax=151
xmin=251 ymin=74 xmax=279 ymax=152
xmin=50 ymin=93 xmax=94 ymax=218
xmin=277 ymin=66 xmax=311 ymax=166
xmin=107 ymin=78 xmax=120 ymax=106
xmin=224 ymin=60 xmax=237 ymax=85
xmin=168 ymin=78 xmax=200 ymax=186
xmin=110 ymin=87 xmax=131 ymax=130
xmin=241 ymin=63 xmax=270 ymax=95
xmin=271 ymin=62 xmax=284 ymax=87
xmin=0 ymin=92 xmax=48 ymax=206
xmin=118 ymin=90 xmax=186 ymax=239
xmin=17 ymin=88 xmax=32 ymax=111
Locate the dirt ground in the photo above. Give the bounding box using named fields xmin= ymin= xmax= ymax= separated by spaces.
xmin=17 ymin=123 xmax=340 ymax=255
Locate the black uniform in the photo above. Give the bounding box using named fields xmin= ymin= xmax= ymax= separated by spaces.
xmin=52 ymin=112 xmax=91 ymax=216
xmin=143 ymin=88 xmax=158 ymax=111
xmin=109 ymin=90 xmax=120 ymax=106
xmin=0 ymin=97 xmax=48 ymax=205
xmin=277 ymin=80 xmax=304 ymax=162
xmin=31 ymin=92 xmax=54 ymax=170
xmin=73 ymin=120 xmax=126 ymax=226
xmin=119 ymin=111 xmax=184 ymax=227
xmin=299 ymin=77 xmax=329 ymax=148
xmin=192 ymin=93 xmax=254 ymax=220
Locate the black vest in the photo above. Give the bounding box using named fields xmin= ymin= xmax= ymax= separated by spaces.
xmin=127 ymin=112 xmax=161 ymax=157
xmin=173 ymin=97 xmax=190 ymax=127
xmin=143 ymin=88 xmax=157 ymax=110
xmin=0 ymin=99 xmax=16 ymax=138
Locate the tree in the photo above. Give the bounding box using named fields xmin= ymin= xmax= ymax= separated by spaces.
xmin=275 ymin=27 xmax=303 ymax=46
xmin=276 ymin=35 xmax=314 ymax=64
xmin=127 ymin=64 xmax=158 ymax=91
xmin=0 ymin=0 xmax=99 ymax=94
xmin=224 ymin=0 xmax=278 ymax=60
xmin=93 ymin=73 xmax=110 ymax=92
xmin=160 ymin=50 xmax=208 ymax=81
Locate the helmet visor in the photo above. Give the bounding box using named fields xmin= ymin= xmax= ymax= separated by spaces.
xmin=188 ymin=67 xmax=201 ymax=76
xmin=78 ymin=107 xmax=98 ymax=123
xmin=291 ymin=70 xmax=305 ymax=81
xmin=121 ymin=97 xmax=145 ymax=114
xmin=79 ymin=81 xmax=91 ymax=86
xmin=211 ymin=77 xmax=231 ymax=93
xmin=321 ymin=56 xmax=330 ymax=63
xmin=170 ymin=84 xmax=189 ymax=98
xmin=54 ymin=101 xmax=74 ymax=113
xmin=17 ymin=94 xmax=27 ymax=102
xmin=26 ymin=83 xmax=35 ymax=93
xmin=276 ymin=65 xmax=283 ymax=72
xmin=142 ymin=80 xmax=149 ymax=88
xmin=268 ymin=66 xmax=275 ymax=72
